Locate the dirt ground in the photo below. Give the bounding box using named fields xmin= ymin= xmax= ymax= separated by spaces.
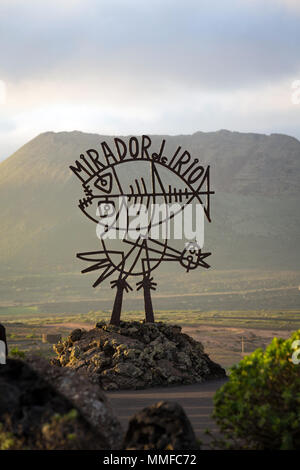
xmin=182 ymin=325 xmax=293 ymax=368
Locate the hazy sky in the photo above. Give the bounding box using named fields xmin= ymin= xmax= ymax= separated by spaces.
xmin=0 ymin=0 xmax=300 ymax=161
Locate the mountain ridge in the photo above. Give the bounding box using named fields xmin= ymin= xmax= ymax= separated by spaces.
xmin=0 ymin=129 xmax=299 ymax=273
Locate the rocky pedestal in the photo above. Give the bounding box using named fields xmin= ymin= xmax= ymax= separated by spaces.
xmin=52 ymin=321 xmax=226 ymax=390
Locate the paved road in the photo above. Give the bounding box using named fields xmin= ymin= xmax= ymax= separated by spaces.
xmin=107 ymin=377 xmax=228 ymax=446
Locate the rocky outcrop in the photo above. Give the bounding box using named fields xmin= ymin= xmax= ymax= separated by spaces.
xmin=0 ymin=358 xmax=122 ymax=450
xmin=123 ymin=401 xmax=199 ymax=450
xmin=52 ymin=321 xmax=226 ymax=390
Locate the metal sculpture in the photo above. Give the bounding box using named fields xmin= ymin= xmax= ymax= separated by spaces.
xmin=70 ymin=135 xmax=214 ymax=325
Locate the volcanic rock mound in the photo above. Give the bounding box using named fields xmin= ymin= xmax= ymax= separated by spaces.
xmin=52 ymin=321 xmax=226 ymax=390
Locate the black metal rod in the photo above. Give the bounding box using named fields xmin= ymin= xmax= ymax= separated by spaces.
xmin=110 ymin=285 xmax=124 ymax=326
xmin=144 ymin=286 xmax=155 ymax=323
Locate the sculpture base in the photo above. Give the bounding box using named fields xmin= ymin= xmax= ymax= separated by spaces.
xmin=52 ymin=321 xmax=226 ymax=391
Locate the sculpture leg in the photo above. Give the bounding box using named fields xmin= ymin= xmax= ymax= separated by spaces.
xmin=110 ymin=285 xmax=123 ymax=326
xmin=144 ymin=284 xmax=154 ymax=323
xmin=136 ymin=276 xmax=157 ymax=323
xmin=110 ymin=278 xmax=132 ymax=326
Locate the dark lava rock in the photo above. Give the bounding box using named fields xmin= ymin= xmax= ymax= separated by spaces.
xmin=123 ymin=401 xmax=199 ymax=450
xmin=52 ymin=321 xmax=226 ymax=390
xmin=69 ymin=328 xmax=83 ymax=343
xmin=0 ymin=358 xmax=122 ymax=450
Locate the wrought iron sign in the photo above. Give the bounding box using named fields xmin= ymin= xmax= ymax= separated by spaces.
xmin=70 ymin=135 xmax=214 ymax=325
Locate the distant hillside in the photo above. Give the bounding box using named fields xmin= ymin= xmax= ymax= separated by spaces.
xmin=0 ymin=130 xmax=299 ymax=274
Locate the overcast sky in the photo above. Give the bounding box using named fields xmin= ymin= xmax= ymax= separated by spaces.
xmin=0 ymin=0 xmax=300 ymax=161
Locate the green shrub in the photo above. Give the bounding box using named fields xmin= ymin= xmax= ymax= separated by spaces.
xmin=213 ymin=330 xmax=300 ymax=450
xmin=0 ymin=424 xmax=15 ymax=450
xmin=9 ymin=347 xmax=25 ymax=359
xmin=0 ymin=423 xmax=23 ymax=450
